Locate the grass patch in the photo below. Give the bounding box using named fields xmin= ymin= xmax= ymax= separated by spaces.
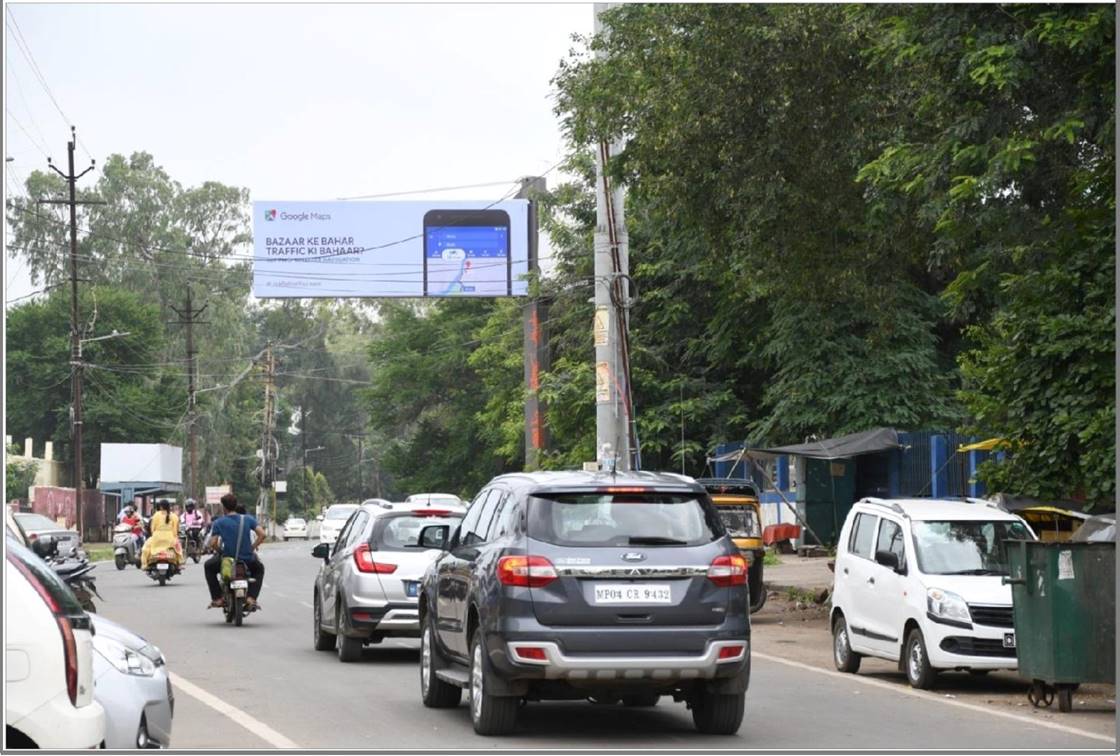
xmin=784 ymin=586 xmax=819 ymax=604
xmin=762 ymin=550 xmax=782 ymax=566
xmin=87 ymin=546 xmax=115 ymax=562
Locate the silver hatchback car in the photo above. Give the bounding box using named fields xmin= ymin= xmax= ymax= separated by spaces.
xmin=311 ymin=503 xmax=465 ymax=662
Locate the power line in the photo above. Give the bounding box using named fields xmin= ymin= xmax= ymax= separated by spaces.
xmin=336 ymin=179 xmax=519 ymax=202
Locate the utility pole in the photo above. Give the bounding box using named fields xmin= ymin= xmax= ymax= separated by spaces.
xmin=519 ymin=176 xmax=549 ymax=470
xmin=593 ymin=3 xmax=635 ymax=472
xmin=169 ymin=285 xmax=208 ymax=504
xmin=39 ymin=127 xmax=102 ymax=539
xmin=257 ymin=343 xmax=277 ymax=526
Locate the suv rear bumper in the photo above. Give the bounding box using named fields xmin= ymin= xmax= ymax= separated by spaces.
xmin=505 ymin=639 xmax=748 ymax=681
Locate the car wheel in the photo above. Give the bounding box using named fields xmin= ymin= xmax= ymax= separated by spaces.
xmin=621 ymin=693 xmax=660 ymax=707
xmin=832 ymin=615 xmax=862 ymax=673
xmin=470 ymin=629 xmax=518 ymax=735
xmin=420 ymin=623 xmax=461 ymax=708
xmin=691 ymin=690 xmax=745 ymax=735
xmin=905 ymin=628 xmax=937 ymax=689
xmin=313 ymin=594 xmax=336 ymax=651
xmin=337 ymin=605 xmax=362 ymax=663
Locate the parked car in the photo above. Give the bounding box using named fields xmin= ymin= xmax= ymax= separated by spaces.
xmin=405 ymin=493 xmax=465 ymax=511
xmin=319 ymin=504 xmax=360 ymax=545
xmin=12 ymin=512 xmax=81 ymax=557
xmin=90 ymin=614 xmax=174 ymax=748
xmin=830 ymin=497 xmax=1036 ymax=689
xmin=283 ymin=517 xmax=309 ymax=541
xmin=417 ymin=471 xmax=751 ymax=736
xmin=5 ymin=537 xmax=105 ymax=749
xmin=312 ymin=504 xmax=465 ymax=662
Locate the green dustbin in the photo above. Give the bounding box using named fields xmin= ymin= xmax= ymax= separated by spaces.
xmin=1004 ymin=540 xmax=1116 ymax=712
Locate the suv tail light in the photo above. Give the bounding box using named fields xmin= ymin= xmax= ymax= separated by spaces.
xmin=497 ymin=555 xmax=557 ymax=588
xmin=707 ymin=554 xmax=747 ymax=587
xmin=353 ymin=543 xmax=397 ymax=574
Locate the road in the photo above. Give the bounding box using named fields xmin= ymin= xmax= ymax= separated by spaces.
xmin=89 ymin=541 xmax=1115 ymax=750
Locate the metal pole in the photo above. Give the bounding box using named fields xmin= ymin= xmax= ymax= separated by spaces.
xmin=593 ymin=3 xmax=630 ymax=472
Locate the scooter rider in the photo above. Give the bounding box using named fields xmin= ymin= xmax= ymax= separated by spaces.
xmin=121 ymin=506 xmax=145 ymax=550
xmin=205 ymin=493 xmax=266 ymax=611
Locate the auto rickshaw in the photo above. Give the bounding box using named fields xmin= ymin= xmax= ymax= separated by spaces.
xmin=696 ymin=478 xmax=766 ymax=613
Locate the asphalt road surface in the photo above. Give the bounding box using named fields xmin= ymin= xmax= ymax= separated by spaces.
xmin=90 ymin=541 xmax=1115 ymax=750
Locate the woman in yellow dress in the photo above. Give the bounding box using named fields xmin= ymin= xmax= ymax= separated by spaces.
xmin=141 ymin=500 xmax=184 ymax=568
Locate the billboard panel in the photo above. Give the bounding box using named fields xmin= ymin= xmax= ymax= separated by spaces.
xmin=252 ymin=200 xmax=530 ymax=298
xmin=100 ymin=443 xmax=183 ymax=484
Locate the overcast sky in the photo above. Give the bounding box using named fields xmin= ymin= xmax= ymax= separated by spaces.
xmin=4 ymin=2 xmax=595 ymax=303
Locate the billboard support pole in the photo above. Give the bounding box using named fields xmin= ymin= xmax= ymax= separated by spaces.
xmin=520 ymin=177 xmax=549 ymax=471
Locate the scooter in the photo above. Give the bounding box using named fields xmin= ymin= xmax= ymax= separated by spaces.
xmin=112 ymin=523 xmax=141 ymax=571
xmin=146 ymin=550 xmax=181 ymax=586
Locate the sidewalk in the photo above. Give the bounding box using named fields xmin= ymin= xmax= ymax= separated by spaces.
xmin=763 ymin=553 xmax=835 ymax=593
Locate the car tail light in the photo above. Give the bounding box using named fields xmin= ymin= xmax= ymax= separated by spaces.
xmin=353 ymin=544 xmax=397 ymax=574
xmin=707 ymin=554 xmax=747 ymax=587
xmin=8 ymin=554 xmax=79 ymax=705
xmin=497 ymin=555 xmax=557 ymax=588
xmin=717 ymin=643 xmax=746 ymax=661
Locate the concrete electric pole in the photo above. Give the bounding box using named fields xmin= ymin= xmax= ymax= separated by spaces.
xmin=593 ymin=3 xmax=635 ymax=472
xmin=38 ymin=127 xmax=103 ymax=539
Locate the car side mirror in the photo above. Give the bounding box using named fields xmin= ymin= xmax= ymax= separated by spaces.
xmin=874 ymin=549 xmax=902 ymax=573
xmin=418 ymin=524 xmax=450 ymax=551
xmin=311 ymin=543 xmax=330 ymax=560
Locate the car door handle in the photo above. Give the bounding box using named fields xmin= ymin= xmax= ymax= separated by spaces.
xmin=867 ymin=577 xmax=875 ymax=585
xmin=843 ymin=568 xmax=849 ymax=575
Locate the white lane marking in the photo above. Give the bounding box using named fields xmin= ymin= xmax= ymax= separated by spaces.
xmin=300 ymin=601 xmax=313 ymax=609
xmin=169 ymin=672 xmax=301 ymax=749
xmin=752 ymin=651 xmax=1115 ymax=745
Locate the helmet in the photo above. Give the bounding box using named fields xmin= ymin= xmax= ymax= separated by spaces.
xmin=185 ymin=500 xmax=196 ymax=512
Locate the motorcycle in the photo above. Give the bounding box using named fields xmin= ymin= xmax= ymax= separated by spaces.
xmin=31 ymin=536 xmax=102 ymax=612
xmin=145 ymin=550 xmax=181 ymax=586
xmin=112 ymin=523 xmax=141 ymax=570
xmin=184 ymin=525 xmax=205 ymax=564
xmin=220 ymin=557 xmax=258 ymax=626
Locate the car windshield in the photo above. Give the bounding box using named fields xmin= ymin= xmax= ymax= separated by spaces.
xmin=714 ymin=504 xmax=760 ymax=538
xmin=325 ymin=506 xmax=357 ymax=521
xmin=14 ymin=513 xmax=62 ymax=531
xmin=528 ymin=493 xmax=724 ymax=547
xmin=911 ymin=519 xmax=1034 ymax=575
xmin=287 ymin=519 xmax=305 ymax=526
xmin=373 ymin=514 xmax=464 ymax=551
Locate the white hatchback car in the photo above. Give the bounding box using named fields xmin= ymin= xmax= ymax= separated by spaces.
xmin=830 ymin=498 xmax=1035 ymax=689
xmin=5 ymin=538 xmax=105 ymax=749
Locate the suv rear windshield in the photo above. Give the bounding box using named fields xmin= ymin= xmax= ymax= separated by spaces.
xmin=528 ymin=493 xmax=725 ymax=547
xmin=373 ymin=514 xmax=464 ymax=551
xmin=911 ymin=519 xmax=1034 ymax=576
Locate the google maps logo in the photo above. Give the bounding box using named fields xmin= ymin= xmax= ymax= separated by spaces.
xmin=265 ymin=209 xmax=277 ymax=221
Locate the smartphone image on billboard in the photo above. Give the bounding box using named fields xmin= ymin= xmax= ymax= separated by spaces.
xmin=422 ymin=209 xmax=512 ymax=297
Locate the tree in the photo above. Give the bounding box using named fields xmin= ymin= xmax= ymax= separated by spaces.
xmin=5 ymin=444 xmax=39 ymax=503
xmin=5 ymin=287 xmax=184 ymax=487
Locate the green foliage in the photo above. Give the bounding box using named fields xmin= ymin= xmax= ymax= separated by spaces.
xmin=286 ymin=465 xmax=335 ymax=519
xmin=5 ymin=444 xmax=39 ymax=502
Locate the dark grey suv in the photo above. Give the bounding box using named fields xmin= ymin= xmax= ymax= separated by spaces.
xmin=416 ymin=471 xmax=751 ymax=735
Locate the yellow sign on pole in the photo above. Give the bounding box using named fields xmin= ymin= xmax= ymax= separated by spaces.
xmin=595 ymin=361 xmax=611 ymax=403
xmin=593 ymin=307 xmax=610 ymax=347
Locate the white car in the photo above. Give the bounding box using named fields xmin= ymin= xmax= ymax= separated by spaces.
xmin=283 ymin=518 xmax=309 ymax=541
xmin=403 ymin=493 xmax=465 ymax=512
xmin=91 ymin=614 xmax=174 ymax=748
xmin=5 ymin=538 xmax=105 ymax=749
xmin=319 ymin=504 xmax=360 ymax=545
xmin=830 ymin=498 xmax=1036 ymax=688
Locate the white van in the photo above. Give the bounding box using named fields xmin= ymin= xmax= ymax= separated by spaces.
xmin=830 ymin=498 xmax=1035 ymax=688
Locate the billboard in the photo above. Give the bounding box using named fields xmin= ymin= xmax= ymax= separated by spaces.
xmin=100 ymin=444 xmax=183 ymax=484
xmin=252 ymin=200 xmax=531 ymax=298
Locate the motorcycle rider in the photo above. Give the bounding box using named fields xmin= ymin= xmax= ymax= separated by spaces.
xmin=205 ymin=493 xmax=266 ymax=610
xmin=182 ymin=499 xmax=206 ymax=549
xmin=141 ymin=500 xmax=184 ymax=569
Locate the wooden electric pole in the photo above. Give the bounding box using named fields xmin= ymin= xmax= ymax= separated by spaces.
xmin=170 ymin=286 xmax=208 ymax=503
xmin=38 ymin=127 xmax=102 ymax=539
